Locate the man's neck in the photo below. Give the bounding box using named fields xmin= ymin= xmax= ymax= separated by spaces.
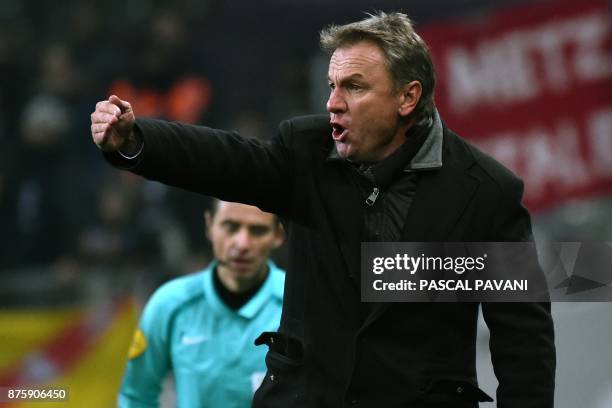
xmin=213 ymin=264 xmax=270 ymax=311
xmin=217 ymin=263 xmax=269 ymax=294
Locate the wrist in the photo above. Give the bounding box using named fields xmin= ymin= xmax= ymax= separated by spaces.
xmin=119 ymin=129 xmax=143 ymax=156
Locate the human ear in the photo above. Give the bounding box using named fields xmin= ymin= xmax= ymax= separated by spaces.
xmin=398 ymin=80 xmax=422 ymax=118
xmin=272 ymin=223 xmax=285 ymax=249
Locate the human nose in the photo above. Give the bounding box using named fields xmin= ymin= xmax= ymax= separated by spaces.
xmin=326 ymin=88 xmax=347 ymax=114
xmin=232 ymin=228 xmax=252 ymax=251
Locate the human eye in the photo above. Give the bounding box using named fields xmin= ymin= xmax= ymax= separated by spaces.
xmin=348 ymin=82 xmax=363 ymax=91
xmin=249 ymin=225 xmax=271 ymax=237
xmin=221 ymin=221 xmax=240 ymax=234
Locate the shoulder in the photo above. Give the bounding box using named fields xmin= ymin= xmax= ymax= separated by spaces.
xmin=267 ymin=261 xmax=286 ymax=300
xmin=142 ymin=269 xmax=208 ymax=322
xmin=444 ymin=126 xmax=523 ymax=197
xmin=270 ymin=114 xmax=332 ymax=165
xmin=280 ymin=114 xmax=330 ymax=134
xmin=277 ymin=114 xmax=331 ymax=146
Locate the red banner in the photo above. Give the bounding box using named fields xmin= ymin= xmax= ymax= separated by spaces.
xmin=422 ymin=0 xmax=612 ymax=212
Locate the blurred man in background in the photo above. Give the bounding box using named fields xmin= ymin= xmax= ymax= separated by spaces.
xmin=94 ymin=11 xmax=555 ymax=408
xmin=119 ymin=200 xmax=285 ymax=407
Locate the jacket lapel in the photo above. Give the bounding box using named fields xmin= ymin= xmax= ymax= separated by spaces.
xmin=317 ymin=161 xmax=364 ymax=284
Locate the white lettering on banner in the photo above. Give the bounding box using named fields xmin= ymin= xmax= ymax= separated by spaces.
xmin=447 ymin=34 xmax=538 ymax=111
xmin=475 ymin=106 xmax=612 ymax=203
xmin=522 ymin=121 xmax=590 ymax=197
xmin=572 ymin=14 xmax=612 ymax=82
xmin=446 ymin=11 xmax=611 ymax=112
xmin=533 ymin=22 xmax=571 ymax=91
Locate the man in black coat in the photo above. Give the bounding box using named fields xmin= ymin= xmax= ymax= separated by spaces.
xmin=91 ymin=12 xmax=555 ymax=408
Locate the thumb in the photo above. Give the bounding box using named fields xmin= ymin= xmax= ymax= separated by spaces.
xmin=109 ymin=94 xmax=132 ymax=114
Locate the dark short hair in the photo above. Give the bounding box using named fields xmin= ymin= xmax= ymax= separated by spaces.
xmin=207 ymin=198 xmax=221 ymax=216
xmin=320 ymin=11 xmax=436 ymax=120
xmin=206 ymin=198 xmax=280 ymax=226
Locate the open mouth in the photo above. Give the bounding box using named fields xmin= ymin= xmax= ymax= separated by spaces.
xmin=331 ymin=123 xmax=347 ymax=141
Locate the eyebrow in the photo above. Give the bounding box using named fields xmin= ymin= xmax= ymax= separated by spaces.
xmin=220 ymin=219 xmax=272 ymax=229
xmin=327 ymin=73 xmax=365 ymax=83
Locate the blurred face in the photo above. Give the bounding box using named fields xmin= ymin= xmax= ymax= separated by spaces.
xmin=327 ymin=41 xmax=419 ymax=163
xmin=206 ymin=202 xmax=283 ymax=292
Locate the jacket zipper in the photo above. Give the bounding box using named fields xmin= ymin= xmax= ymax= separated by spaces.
xmin=365 ymin=187 xmax=380 ymax=206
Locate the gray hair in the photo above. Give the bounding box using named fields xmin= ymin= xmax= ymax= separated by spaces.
xmin=320 ymin=11 xmax=435 ymax=120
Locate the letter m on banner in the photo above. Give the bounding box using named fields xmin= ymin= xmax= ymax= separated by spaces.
xmin=421 ymin=0 xmax=612 ymax=212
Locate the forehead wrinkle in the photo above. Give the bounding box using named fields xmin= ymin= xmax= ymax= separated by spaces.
xmin=328 ymin=60 xmax=377 ymax=82
xmin=329 ymin=54 xmax=382 ymax=71
xmin=328 ymin=46 xmax=386 ymax=80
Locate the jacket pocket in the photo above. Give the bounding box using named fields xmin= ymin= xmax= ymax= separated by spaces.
xmin=415 ymin=378 xmax=493 ymax=408
xmin=266 ymin=349 xmax=302 ymax=371
xmin=252 ymin=332 xmax=307 ymax=408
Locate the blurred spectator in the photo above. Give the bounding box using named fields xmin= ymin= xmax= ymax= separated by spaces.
xmin=12 ymin=92 xmax=81 ymax=267
xmin=78 ymin=176 xmax=149 ymax=268
xmin=108 ymin=8 xmax=212 ymax=124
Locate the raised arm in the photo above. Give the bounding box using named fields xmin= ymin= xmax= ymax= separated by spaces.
xmin=90 ymin=96 xmax=295 ymax=216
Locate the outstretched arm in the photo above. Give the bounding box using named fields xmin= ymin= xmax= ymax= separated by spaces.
xmin=90 ymin=96 xmax=295 ymax=216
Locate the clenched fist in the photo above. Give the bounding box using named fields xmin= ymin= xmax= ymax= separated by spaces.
xmin=90 ymin=95 xmax=140 ymax=154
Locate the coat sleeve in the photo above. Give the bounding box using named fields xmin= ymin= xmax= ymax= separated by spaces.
xmin=481 ymin=178 xmax=556 ymax=408
xmin=104 ymin=118 xmax=295 ymax=216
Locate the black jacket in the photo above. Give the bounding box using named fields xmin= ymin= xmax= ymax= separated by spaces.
xmin=106 ymin=114 xmax=555 ymax=408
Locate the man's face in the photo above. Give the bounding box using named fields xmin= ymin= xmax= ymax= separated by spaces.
xmin=206 ymin=202 xmax=283 ymax=287
xmin=327 ymin=41 xmax=409 ymax=163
